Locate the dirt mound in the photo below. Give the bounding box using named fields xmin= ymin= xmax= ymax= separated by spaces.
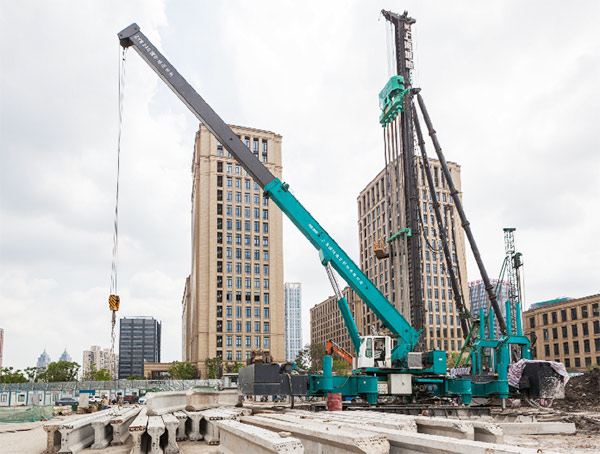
xmin=553 ymin=368 xmax=600 ymax=411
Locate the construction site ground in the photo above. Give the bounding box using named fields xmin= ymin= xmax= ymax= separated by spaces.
xmin=1 ymin=404 xmax=599 ymax=453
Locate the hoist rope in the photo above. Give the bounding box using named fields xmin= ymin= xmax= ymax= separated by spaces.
xmin=109 ymin=46 xmax=127 ymax=377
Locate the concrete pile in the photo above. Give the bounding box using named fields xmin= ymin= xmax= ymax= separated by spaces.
xmin=43 ymin=406 xmax=141 ymax=454
xmin=42 ymin=389 xmax=580 ymax=453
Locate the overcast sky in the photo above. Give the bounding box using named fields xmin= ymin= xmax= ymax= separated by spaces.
xmin=1 ymin=1 xmax=598 ymax=371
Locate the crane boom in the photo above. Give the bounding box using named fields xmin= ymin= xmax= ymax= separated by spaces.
xmin=118 ymin=23 xmax=421 ymax=362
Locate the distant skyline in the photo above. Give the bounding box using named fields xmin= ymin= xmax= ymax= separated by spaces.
xmin=1 ymin=1 xmax=599 ymax=370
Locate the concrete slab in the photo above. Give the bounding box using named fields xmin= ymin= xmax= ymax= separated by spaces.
xmin=215 ymin=420 xmax=304 ymax=454
xmin=147 ymin=391 xmax=187 ymax=416
xmin=496 ymin=422 xmax=576 ymax=435
xmin=186 ymin=389 xmax=239 ymax=410
xmin=241 ymin=415 xmax=390 ymax=453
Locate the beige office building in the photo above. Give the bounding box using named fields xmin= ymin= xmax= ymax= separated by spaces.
xmin=524 ymin=293 xmax=600 ymax=371
xmin=310 ymin=287 xmax=364 ymax=355
xmin=182 ymin=124 xmax=285 ymax=376
xmin=357 ymin=157 xmax=469 ymax=352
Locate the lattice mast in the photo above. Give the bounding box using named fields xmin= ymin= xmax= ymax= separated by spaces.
xmin=380 ymin=10 xmax=425 ymax=334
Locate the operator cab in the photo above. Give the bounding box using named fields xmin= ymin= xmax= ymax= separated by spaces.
xmin=356 ymin=335 xmax=393 ymax=369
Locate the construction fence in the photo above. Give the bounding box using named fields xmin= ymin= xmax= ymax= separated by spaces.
xmin=0 ymin=379 xmax=222 ymax=407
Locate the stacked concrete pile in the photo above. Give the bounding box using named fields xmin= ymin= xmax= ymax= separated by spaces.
xmin=43 ymin=406 xmax=141 ymax=454
xmin=59 ymin=390 xmax=577 ymax=454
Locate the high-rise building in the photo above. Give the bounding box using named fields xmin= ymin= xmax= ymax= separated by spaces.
xmin=357 ymin=157 xmax=469 ymax=352
xmin=82 ymin=345 xmax=118 ymax=379
xmin=36 ymin=349 xmax=51 ymax=369
xmin=58 ymin=348 xmax=72 ymax=363
xmin=118 ymin=317 xmax=161 ymax=379
xmin=524 ymin=293 xmax=600 ymax=371
xmin=0 ymin=328 xmax=4 ymax=371
xmin=284 ymin=283 xmax=303 ymax=361
xmin=311 ymin=286 xmax=364 ymax=355
xmin=468 ymin=280 xmax=512 ymax=337
xmin=182 ymin=124 xmax=285 ymax=376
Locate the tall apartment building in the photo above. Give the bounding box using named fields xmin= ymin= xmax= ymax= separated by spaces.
xmin=468 ymin=280 xmax=512 ymax=337
xmin=182 ymin=124 xmax=285 ymax=376
xmin=36 ymin=349 xmax=51 ymax=369
xmin=357 ymin=157 xmax=468 ymax=352
xmin=311 ymin=286 xmax=364 ymax=355
xmin=82 ymin=345 xmax=118 ymax=379
xmin=59 ymin=348 xmax=72 ymax=363
xmin=118 ymin=317 xmax=161 ymax=379
xmin=524 ymin=293 xmax=600 ymax=371
xmin=284 ymin=282 xmax=303 ymax=361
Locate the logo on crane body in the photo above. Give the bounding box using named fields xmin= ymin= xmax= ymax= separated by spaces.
xmin=132 ymin=34 xmax=175 ymax=78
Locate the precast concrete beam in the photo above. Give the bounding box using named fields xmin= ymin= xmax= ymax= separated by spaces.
xmin=260 ymin=413 xmax=554 ymax=454
xmin=198 ymin=408 xmax=240 ymax=445
xmin=128 ymin=407 xmax=148 ymax=454
xmin=184 ymin=411 xmax=203 ymax=441
xmin=282 ymin=410 xmax=418 ymax=432
xmin=90 ymin=413 xmax=117 ymax=449
xmin=172 ymin=411 xmax=188 ymax=441
xmin=241 ymin=415 xmax=390 ymax=454
xmin=110 ymin=406 xmax=141 ymax=445
xmin=147 ymin=391 xmax=187 ymax=416
xmin=496 ymin=422 xmax=576 ymax=435
xmin=186 ymin=389 xmax=240 ymax=410
xmin=43 ymin=422 xmax=61 ymax=454
xmin=162 ymin=413 xmax=179 ymax=454
xmin=215 ymin=420 xmax=304 ymax=454
xmin=414 ymin=416 xmax=474 ymax=440
xmin=147 ymin=415 xmax=166 ymax=454
xmin=57 ymin=409 xmax=116 ymax=454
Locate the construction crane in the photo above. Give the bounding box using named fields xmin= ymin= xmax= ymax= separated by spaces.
xmin=117 ymin=20 xmax=565 ymax=406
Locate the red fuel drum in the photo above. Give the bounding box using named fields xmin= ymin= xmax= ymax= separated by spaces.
xmin=326 ymin=393 xmax=342 ymax=411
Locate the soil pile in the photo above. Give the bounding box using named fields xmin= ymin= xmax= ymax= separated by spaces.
xmin=553 ymin=368 xmax=600 ymax=411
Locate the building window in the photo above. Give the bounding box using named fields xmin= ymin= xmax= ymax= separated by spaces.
xmin=571 ymin=307 xmax=578 ymax=320
xmin=542 ymin=313 xmax=548 ymax=325
xmin=255 ymin=336 xmax=261 ymax=349
xmin=584 ymin=339 xmax=591 ymax=353
xmin=575 ymin=357 xmax=581 ymax=368
xmin=573 ymin=341 xmax=580 ymax=354
xmin=572 ymin=324 xmax=578 ymax=337
xmin=582 ymin=305 xmax=589 ymax=318
xmin=563 ymin=342 xmax=569 ymax=354
xmin=264 ymin=337 xmax=270 ymax=349
xmin=255 ymin=322 xmax=261 ymax=333
xmin=562 ymin=326 xmax=568 ymax=338
xmin=561 ymin=309 xmax=567 ymax=322
xmin=529 ymin=317 xmax=535 ymax=329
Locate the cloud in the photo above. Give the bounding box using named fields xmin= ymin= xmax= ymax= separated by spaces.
xmin=1 ymin=0 xmax=598 ymax=370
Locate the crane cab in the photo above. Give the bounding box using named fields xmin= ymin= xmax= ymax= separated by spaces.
xmin=355 ymin=335 xmax=393 ymax=369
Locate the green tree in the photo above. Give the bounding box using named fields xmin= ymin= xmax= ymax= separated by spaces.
xmin=0 ymin=367 xmax=28 ymax=383
xmin=24 ymin=366 xmax=43 ymax=382
xmin=126 ymin=374 xmax=143 ymax=380
xmin=294 ymin=343 xmax=326 ymax=372
xmin=169 ymin=362 xmax=199 ymax=379
xmin=332 ymin=358 xmax=351 ymax=376
xmin=38 ymin=361 xmax=80 ymax=382
xmin=94 ymin=369 xmax=112 ymax=381
xmin=205 ymin=357 xmax=222 ymax=379
xmin=446 ymin=352 xmax=462 ymax=369
xmin=224 ymin=362 xmax=245 ymax=374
